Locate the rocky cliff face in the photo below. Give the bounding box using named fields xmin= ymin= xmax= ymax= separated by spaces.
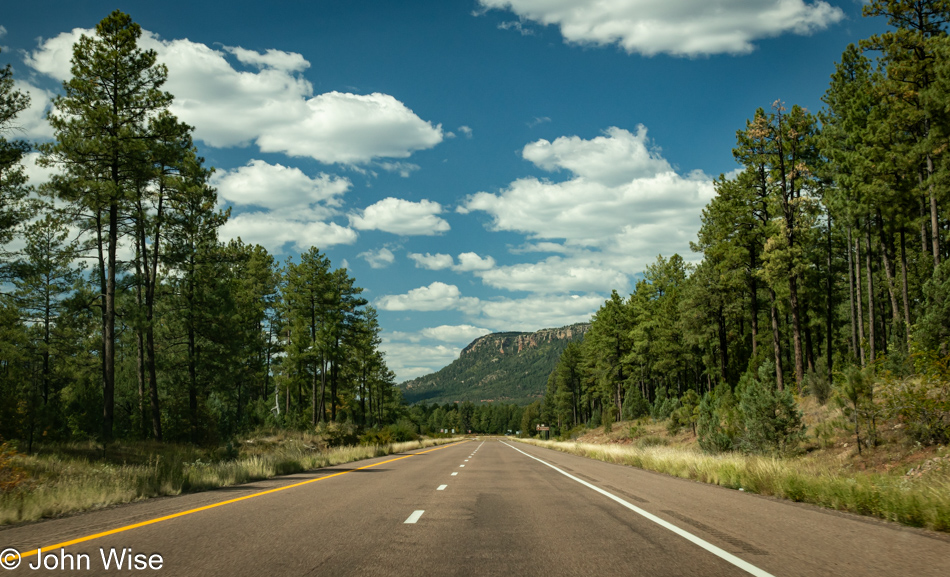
xmin=461 ymin=324 xmax=590 ymax=357
xmin=399 ymin=323 xmax=590 ymax=405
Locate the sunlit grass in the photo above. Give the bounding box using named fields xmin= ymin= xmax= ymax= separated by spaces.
xmin=0 ymin=436 xmax=462 ymax=525
xmin=515 ymin=438 xmax=950 ymax=532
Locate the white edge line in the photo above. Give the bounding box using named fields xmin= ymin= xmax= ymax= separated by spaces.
xmin=405 ymin=510 xmax=425 ymax=524
xmin=499 ymin=442 xmax=774 ymax=577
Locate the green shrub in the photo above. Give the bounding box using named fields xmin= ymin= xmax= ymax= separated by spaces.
xmin=697 ymin=385 xmax=741 ymax=453
xmin=737 ymin=361 xmax=806 ymax=455
xmin=882 ymin=354 xmax=950 ymax=445
xmin=622 ymin=388 xmax=650 ymax=420
xmin=603 ymin=407 xmax=615 ymax=434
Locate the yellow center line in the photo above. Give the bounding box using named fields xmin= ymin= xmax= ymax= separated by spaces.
xmin=14 ymin=440 xmax=469 ymax=559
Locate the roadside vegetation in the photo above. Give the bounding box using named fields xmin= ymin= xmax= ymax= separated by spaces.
xmin=0 ymin=428 xmax=461 ymax=526
xmin=516 ymin=357 xmax=950 ymax=532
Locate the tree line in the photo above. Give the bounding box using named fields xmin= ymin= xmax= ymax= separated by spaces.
xmin=0 ymin=11 xmax=403 ymax=449
xmin=541 ymin=0 xmax=950 ymax=451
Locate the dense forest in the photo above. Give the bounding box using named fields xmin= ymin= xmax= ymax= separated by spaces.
xmin=0 ymin=12 xmax=404 ymax=449
xmin=540 ymin=1 xmax=950 ymax=452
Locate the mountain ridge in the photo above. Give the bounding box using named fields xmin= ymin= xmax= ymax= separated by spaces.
xmin=399 ymin=323 xmax=589 ymax=405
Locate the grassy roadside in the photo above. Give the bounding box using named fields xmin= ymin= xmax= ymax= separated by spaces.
xmin=513 ymin=434 xmax=950 ymax=532
xmin=0 ymin=433 xmax=463 ymax=526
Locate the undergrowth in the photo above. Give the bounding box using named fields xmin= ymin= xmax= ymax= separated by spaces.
xmin=514 ymin=438 xmax=950 ymax=532
xmin=0 ymin=434 xmax=461 ymax=525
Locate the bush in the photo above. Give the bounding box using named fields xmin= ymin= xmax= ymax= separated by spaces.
xmin=622 ymin=388 xmax=651 ymax=420
xmin=603 ymin=406 xmax=615 ymax=433
xmin=697 ymin=385 xmax=741 ymax=453
xmin=651 ymin=387 xmax=680 ymax=421
xmin=835 ymin=366 xmax=880 ymax=452
xmin=737 ymin=362 xmax=806 ymax=455
xmin=669 ymin=389 xmax=701 ymax=436
xmin=803 ymin=356 xmax=832 ymax=405
xmin=882 ymin=353 xmax=950 ymax=445
xmin=914 ymin=260 xmax=950 ymax=355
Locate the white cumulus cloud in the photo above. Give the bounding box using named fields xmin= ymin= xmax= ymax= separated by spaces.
xmin=376 ymin=282 xmax=478 ymax=312
xmin=477 ymin=0 xmax=844 ymax=56
xmin=213 ymin=160 xmax=350 ymax=211
xmin=454 ymin=252 xmax=496 ymax=272
xmin=24 ymin=29 xmax=443 ymax=165
xmin=221 ymin=215 xmax=357 ymax=253
xmin=350 ymin=197 xmax=450 ymax=236
xmin=408 ymin=252 xmax=455 ymax=270
xmin=420 ymin=324 xmax=492 ymax=343
xmin=460 ymin=125 xmax=713 ymax=294
xmin=359 ymin=247 xmax=396 ymax=269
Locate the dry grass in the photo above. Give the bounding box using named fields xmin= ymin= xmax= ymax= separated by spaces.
xmin=0 ymin=435 xmax=462 ymax=526
xmin=517 ymin=408 xmax=950 ymax=532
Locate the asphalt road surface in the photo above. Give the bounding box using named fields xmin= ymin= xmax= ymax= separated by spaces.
xmin=1 ymin=439 xmax=948 ymax=576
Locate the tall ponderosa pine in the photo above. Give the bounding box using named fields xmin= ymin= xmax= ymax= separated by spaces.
xmin=41 ymin=11 xmax=173 ymax=441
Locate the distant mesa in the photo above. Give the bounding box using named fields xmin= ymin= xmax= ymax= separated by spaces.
xmin=399 ymin=323 xmax=589 ymax=406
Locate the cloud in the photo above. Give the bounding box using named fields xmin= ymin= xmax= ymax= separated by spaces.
xmin=19 ymin=152 xmax=59 ymax=187
xmin=359 ymin=247 xmax=396 ymax=269
xmin=220 ymin=216 xmax=356 ymax=253
xmin=475 ymin=293 xmax=604 ymax=331
xmin=454 ymin=252 xmax=495 ymax=271
xmin=477 ymin=257 xmax=628 ymax=293
xmin=210 ymin=159 xmax=356 ymax=253
xmin=406 ymin=251 xmax=495 ymax=272
xmin=477 ymin=0 xmax=844 ymax=56
xmin=378 ymin=161 xmax=420 ymax=178
xmin=420 ymin=324 xmax=492 ymax=343
xmin=527 ymin=116 xmax=551 ymax=128
xmin=222 ymin=45 xmax=310 ymax=72
xmin=458 ymin=125 xmax=473 ymax=138
xmin=408 ymin=252 xmax=455 ymax=270
xmin=460 ymin=125 xmax=713 ymax=293
xmin=376 ymin=282 xmax=478 ymax=312
xmin=24 ymin=29 xmax=443 ymax=164
xmin=11 ymin=81 xmax=55 ymax=140
xmin=350 ymin=197 xmax=450 ymax=236
xmin=461 ymin=125 xmax=712 ymax=252
xmin=379 ymin=338 xmax=462 ymax=382
xmin=0 ymin=25 xmax=7 ymax=38
xmin=213 ymin=160 xmax=350 ymax=211
xmin=498 ymin=20 xmax=535 ymax=36
xmin=254 ymin=91 xmax=443 ymax=164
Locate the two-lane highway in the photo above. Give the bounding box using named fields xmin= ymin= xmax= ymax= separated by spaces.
xmin=1 ymin=439 xmax=948 ymax=576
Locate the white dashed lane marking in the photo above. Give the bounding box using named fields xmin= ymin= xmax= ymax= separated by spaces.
xmin=405 ymin=510 xmax=425 ymax=524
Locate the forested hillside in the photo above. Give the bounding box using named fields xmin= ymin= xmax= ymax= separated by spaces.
xmin=0 ymin=12 xmax=403 ymax=449
xmin=537 ymin=1 xmax=950 ymax=454
xmin=400 ymin=324 xmax=588 ymax=405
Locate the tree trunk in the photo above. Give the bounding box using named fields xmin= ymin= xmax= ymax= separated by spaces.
xmin=865 ymin=223 xmax=876 ymax=364
xmin=769 ymin=288 xmax=784 ymax=391
xmin=928 ymin=154 xmax=941 ymax=268
xmin=750 ymin=251 xmax=759 ymax=360
xmin=847 ymin=226 xmax=858 ymax=358
xmin=789 ymin=273 xmax=805 ymax=386
xmin=826 ymin=213 xmax=833 ymax=381
xmin=899 ymin=228 xmax=912 ymax=350
xmin=854 ymin=232 xmax=866 ymax=366
xmin=876 ymin=209 xmax=902 ymax=346
xmin=718 ymin=304 xmax=728 ymax=384
xmin=103 ymin=202 xmax=118 ymax=443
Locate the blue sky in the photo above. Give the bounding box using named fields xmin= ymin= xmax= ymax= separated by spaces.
xmin=2 ymin=1 xmax=884 ymax=381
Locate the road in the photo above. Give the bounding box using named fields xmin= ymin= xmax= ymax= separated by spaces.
xmin=1 ymin=439 xmax=948 ymax=576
